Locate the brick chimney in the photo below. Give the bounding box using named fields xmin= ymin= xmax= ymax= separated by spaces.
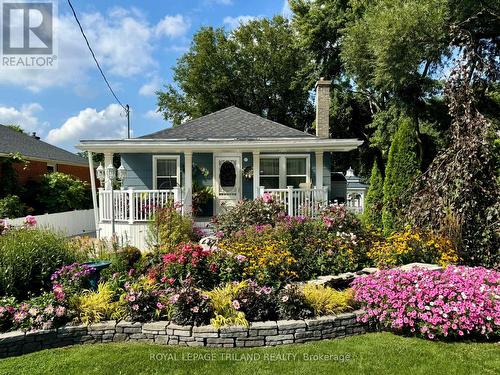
xmin=315 ymin=78 xmax=331 ymax=138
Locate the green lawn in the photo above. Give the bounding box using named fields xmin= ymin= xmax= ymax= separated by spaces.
xmin=0 ymin=332 xmax=498 ymax=375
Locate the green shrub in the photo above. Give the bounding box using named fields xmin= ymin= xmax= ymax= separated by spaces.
xmin=0 ymin=195 xmax=27 ymax=218
xmin=170 ymin=282 xmax=213 ymax=326
xmin=213 ymin=197 xmax=285 ymax=236
xmin=37 ymin=172 xmax=91 ymax=213
xmin=284 ymin=209 xmax=371 ymax=279
xmin=363 ymin=161 xmax=384 ymax=229
xmin=277 ymin=284 xmax=314 ymax=320
xmin=148 ymin=203 xmax=199 ymax=253
xmin=0 ymin=228 xmax=81 ymax=300
xmin=382 ymin=116 xmax=420 ymax=234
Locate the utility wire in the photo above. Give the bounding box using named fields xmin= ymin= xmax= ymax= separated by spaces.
xmin=67 ymin=0 xmax=126 ymax=111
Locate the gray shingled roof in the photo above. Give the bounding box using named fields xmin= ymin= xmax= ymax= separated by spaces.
xmin=140 ymin=106 xmax=314 ymax=140
xmin=0 ymin=125 xmax=88 ymax=166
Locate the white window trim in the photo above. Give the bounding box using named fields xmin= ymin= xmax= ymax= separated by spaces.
xmin=152 ymin=155 xmax=181 ymax=189
xmin=259 ymin=154 xmax=310 ymax=188
xmin=46 ymin=163 xmax=57 ymax=173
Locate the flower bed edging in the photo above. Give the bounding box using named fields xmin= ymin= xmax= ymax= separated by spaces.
xmin=0 ymin=310 xmax=368 ymax=358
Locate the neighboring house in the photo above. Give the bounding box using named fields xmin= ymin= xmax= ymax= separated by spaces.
xmin=77 ymin=79 xmax=363 ymax=249
xmin=0 ymin=125 xmax=90 ymax=184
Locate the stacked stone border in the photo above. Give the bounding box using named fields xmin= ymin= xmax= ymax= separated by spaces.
xmin=0 ymin=310 xmax=367 ymax=358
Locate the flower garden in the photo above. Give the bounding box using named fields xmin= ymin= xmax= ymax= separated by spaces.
xmin=0 ymin=196 xmax=498 ymax=358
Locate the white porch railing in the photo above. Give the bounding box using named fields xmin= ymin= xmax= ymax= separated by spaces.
xmin=260 ymin=186 xmax=328 ymax=217
xmin=98 ymin=188 xmax=181 ymax=223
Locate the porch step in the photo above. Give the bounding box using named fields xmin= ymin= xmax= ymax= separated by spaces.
xmin=194 ymin=220 xmax=214 ymax=236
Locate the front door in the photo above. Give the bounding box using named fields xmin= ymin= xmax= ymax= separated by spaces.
xmin=214 ymin=154 xmax=242 ymax=214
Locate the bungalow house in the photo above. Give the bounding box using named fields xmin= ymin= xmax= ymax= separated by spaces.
xmin=77 ymin=79 xmax=364 ymax=249
xmin=0 ymin=124 xmax=90 ymax=184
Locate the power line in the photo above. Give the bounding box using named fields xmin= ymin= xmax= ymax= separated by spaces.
xmin=67 ymin=0 xmax=127 ymax=112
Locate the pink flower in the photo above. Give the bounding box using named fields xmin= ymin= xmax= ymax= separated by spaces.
xmin=191 ymin=306 xmax=199 ymax=313
xmin=24 ymin=215 xmax=36 ymax=226
xmin=235 ymin=255 xmax=247 ymax=264
xmin=232 ymin=300 xmax=241 ymax=310
xmin=351 ymin=266 xmax=500 ymax=340
xmin=132 ymin=304 xmax=139 ymax=311
xmin=55 ymin=306 xmax=66 ymax=317
xmin=262 ymin=192 xmax=273 ymax=203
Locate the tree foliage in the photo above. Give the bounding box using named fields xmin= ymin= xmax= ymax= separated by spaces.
xmin=157 ymin=16 xmax=314 ymax=130
xmin=408 ymin=27 xmax=500 ymax=267
xmin=362 ymin=161 xmax=384 ymax=229
xmin=37 ymin=172 xmax=91 ymax=214
xmin=382 ymin=116 xmax=421 ymax=234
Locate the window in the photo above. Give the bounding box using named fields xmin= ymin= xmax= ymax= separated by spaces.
xmin=46 ymin=164 xmax=56 ymax=173
xmin=260 ymin=155 xmax=309 ymax=189
xmin=153 ymin=156 xmax=180 ymax=189
xmin=286 ymin=158 xmax=307 ymax=187
xmin=260 ymin=157 xmax=280 ymax=188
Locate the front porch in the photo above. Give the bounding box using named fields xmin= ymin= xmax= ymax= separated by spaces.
xmin=97 ymin=186 xmax=329 ymax=249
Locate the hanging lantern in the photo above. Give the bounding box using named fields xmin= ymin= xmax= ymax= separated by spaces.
xmin=96 ymin=163 xmax=105 ymax=184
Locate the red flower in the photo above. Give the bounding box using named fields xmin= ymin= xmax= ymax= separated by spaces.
xmin=162 ymin=253 xmax=177 ymax=264
xmin=209 ymin=263 xmax=217 ymax=273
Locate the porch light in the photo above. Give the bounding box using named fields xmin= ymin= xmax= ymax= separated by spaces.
xmin=117 ymin=165 xmax=127 ymax=181
xmin=106 ymin=163 xmax=116 ymax=181
xmin=96 ymin=163 xmax=105 ymax=184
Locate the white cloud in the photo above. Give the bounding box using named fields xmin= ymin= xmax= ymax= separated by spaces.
xmin=47 ymin=104 xmax=128 ymax=149
xmin=80 ymin=10 xmax=156 ymax=77
xmin=0 ymin=103 xmax=47 ymax=134
xmin=223 ymin=15 xmax=258 ymax=29
xmin=139 ymin=75 xmax=162 ymax=96
xmin=144 ymin=109 xmax=163 ymax=120
xmin=0 ymin=8 xmax=188 ymax=92
xmin=155 ymin=15 xmax=190 ymax=38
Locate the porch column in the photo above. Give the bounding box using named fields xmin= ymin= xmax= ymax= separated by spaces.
xmin=253 ymin=151 xmax=260 ymax=198
xmin=184 ymin=152 xmax=193 ymax=215
xmin=104 ymin=152 xmax=114 ymax=190
xmin=315 ymin=151 xmax=324 ymax=188
xmin=87 ymin=152 xmax=100 ymax=236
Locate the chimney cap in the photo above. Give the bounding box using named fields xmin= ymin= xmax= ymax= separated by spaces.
xmin=31 ymin=132 xmax=40 ymax=140
xmin=315 ymin=77 xmax=332 ymax=88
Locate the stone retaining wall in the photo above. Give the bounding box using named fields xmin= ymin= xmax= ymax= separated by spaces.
xmin=0 ymin=310 xmax=367 ymax=358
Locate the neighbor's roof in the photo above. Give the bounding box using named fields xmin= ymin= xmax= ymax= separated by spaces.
xmin=139 ymin=106 xmax=314 ymax=140
xmin=0 ymin=125 xmax=88 ymax=166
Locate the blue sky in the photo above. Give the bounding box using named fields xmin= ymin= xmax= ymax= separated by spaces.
xmin=0 ymin=0 xmax=292 ymax=151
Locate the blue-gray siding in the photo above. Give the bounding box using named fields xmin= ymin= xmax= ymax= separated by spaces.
xmin=121 ymin=151 xmax=332 ymax=207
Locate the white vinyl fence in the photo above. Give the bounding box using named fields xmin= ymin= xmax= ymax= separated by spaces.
xmin=4 ymin=209 xmax=96 ymax=237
